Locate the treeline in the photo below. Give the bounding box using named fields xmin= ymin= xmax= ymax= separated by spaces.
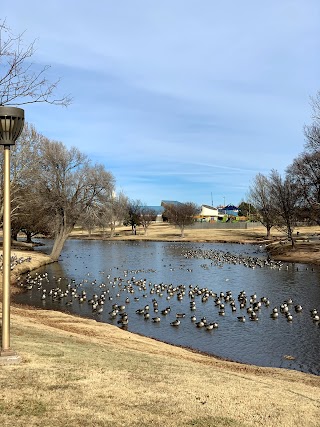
xmin=248 ymin=91 xmax=320 ymax=246
xmin=0 ymin=123 xmax=116 ymax=260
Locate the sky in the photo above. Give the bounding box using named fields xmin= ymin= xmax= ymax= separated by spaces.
xmin=1 ymin=1 xmax=319 ymax=207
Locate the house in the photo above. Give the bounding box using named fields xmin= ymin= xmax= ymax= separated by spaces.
xmin=218 ymin=204 xmax=239 ymax=219
xmin=197 ymin=205 xmax=219 ymax=222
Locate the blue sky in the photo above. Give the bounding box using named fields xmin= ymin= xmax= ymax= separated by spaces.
xmin=1 ymin=1 xmax=319 ymax=207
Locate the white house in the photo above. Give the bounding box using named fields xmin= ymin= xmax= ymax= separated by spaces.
xmin=198 ymin=205 xmax=219 ymax=221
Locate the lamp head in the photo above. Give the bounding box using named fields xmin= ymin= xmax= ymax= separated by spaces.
xmin=0 ymin=106 xmax=25 ymax=145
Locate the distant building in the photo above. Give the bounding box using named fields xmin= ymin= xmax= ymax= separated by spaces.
xmin=218 ymin=204 xmax=239 ymax=217
xmin=198 ymin=205 xmax=219 ymax=222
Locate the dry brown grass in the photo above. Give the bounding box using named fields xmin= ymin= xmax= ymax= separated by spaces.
xmin=71 ymin=222 xmax=277 ymax=243
xmin=0 ymin=306 xmax=319 ymax=427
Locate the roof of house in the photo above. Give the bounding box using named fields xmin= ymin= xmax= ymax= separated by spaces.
xmin=202 ymin=204 xmax=218 ymax=210
xmin=223 ymin=204 xmax=238 ymax=210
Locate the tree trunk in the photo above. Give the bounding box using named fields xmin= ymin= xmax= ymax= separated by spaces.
xmin=287 ymin=224 xmax=295 ymax=248
xmin=180 ymin=226 xmax=185 ymax=238
xmin=110 ymin=224 xmax=115 ymax=238
xmin=26 ymin=230 xmax=33 ymax=243
xmin=266 ymin=225 xmax=272 ymax=239
xmin=11 ymin=230 xmax=18 ymax=241
xmin=50 ymin=226 xmax=73 ymax=261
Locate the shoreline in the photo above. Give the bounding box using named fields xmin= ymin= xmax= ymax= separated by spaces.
xmin=68 ymin=223 xmax=320 ymax=265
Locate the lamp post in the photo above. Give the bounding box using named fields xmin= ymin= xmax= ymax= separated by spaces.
xmin=0 ymin=106 xmax=24 ymax=364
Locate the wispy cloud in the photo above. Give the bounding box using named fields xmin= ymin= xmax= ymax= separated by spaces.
xmin=2 ymin=0 xmax=320 ymax=205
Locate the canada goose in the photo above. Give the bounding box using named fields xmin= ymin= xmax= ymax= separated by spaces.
xmin=249 ymin=312 xmax=259 ymax=321
xmin=280 ymin=304 xmax=289 ymax=313
xmin=205 ymin=323 xmax=214 ymax=330
xmin=286 ymin=312 xmax=293 ymax=321
xmin=196 ymin=321 xmax=205 ymax=328
xmin=118 ymin=318 xmax=128 ymax=326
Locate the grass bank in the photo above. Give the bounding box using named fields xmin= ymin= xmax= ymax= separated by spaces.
xmin=1 ymin=306 xmax=320 ymax=427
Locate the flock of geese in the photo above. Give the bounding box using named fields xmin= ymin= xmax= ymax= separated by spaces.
xmin=17 ymin=260 xmax=320 ymax=332
xmin=0 ymin=254 xmax=32 ymax=271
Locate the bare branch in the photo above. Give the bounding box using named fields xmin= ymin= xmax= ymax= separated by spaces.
xmin=0 ymin=20 xmax=72 ymax=106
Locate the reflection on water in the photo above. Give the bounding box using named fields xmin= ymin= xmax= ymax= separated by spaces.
xmin=14 ymin=239 xmax=320 ymax=375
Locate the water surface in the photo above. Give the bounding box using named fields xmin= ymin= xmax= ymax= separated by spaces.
xmin=13 ymin=239 xmax=320 ymax=375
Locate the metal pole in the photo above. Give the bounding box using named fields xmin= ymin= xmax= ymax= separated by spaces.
xmin=1 ymin=145 xmax=14 ymax=356
xmin=0 ymin=106 xmax=24 ymax=364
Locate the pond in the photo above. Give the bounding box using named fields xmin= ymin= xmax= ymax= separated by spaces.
xmin=13 ymin=239 xmax=320 ymax=375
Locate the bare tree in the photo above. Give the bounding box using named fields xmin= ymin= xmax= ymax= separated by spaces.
xmin=35 ymin=140 xmax=114 ymax=260
xmin=304 ymin=91 xmax=320 ymax=151
xmin=269 ymin=170 xmax=299 ymax=247
xmin=287 ymin=151 xmax=320 ymax=225
xmin=99 ymin=192 xmax=129 ymax=237
xmin=78 ymin=204 xmax=101 ymax=237
xmin=140 ymin=206 xmax=157 ymax=235
xmin=248 ymin=173 xmax=277 ymax=238
xmin=162 ymin=202 xmax=199 ymax=237
xmin=11 ymin=186 xmax=51 ymax=242
xmin=125 ymin=199 xmax=142 ymax=234
xmin=0 ymin=20 xmax=71 ymax=106
xmin=0 ymin=122 xmax=44 ymax=226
